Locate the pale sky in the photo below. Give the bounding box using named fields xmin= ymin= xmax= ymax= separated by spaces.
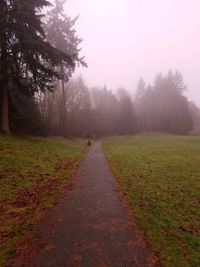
xmin=65 ymin=0 xmax=200 ymax=104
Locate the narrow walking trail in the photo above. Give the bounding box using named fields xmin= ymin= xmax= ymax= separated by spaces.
xmin=10 ymin=142 xmax=156 ymax=267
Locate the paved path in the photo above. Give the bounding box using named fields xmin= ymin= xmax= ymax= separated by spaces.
xmin=11 ymin=142 xmax=156 ymax=267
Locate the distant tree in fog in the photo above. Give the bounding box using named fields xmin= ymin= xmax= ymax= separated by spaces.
xmin=135 ymin=70 xmax=193 ymax=134
xmin=91 ymin=86 xmax=119 ymax=136
xmin=67 ymin=76 xmax=92 ymax=137
xmin=189 ymin=102 xmax=200 ymax=135
xmin=117 ymin=88 xmax=137 ymax=135
xmin=135 ymin=78 xmax=146 ymax=99
xmin=39 ymin=76 xmax=92 ymax=137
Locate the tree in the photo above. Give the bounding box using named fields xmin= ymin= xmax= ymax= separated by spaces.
xmin=172 ymin=69 xmax=187 ymax=94
xmin=91 ymin=86 xmax=119 ymax=136
xmin=58 ymin=76 xmax=92 ymax=137
xmin=135 ymin=70 xmax=193 ymax=134
xmin=189 ymin=102 xmax=200 ymax=135
xmin=117 ymin=88 xmax=136 ymax=135
xmin=10 ymin=90 xmax=46 ymax=135
xmin=45 ymin=0 xmax=86 ymax=137
xmin=0 ymin=0 xmax=75 ymax=133
xmin=156 ymin=71 xmax=192 ymax=134
xmin=135 ymin=78 xmax=146 ymax=99
xmin=46 ymin=0 xmax=86 ymax=71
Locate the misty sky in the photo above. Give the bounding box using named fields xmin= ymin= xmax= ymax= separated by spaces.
xmin=65 ymin=0 xmax=200 ymax=105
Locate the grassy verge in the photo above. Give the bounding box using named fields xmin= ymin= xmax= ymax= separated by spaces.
xmin=103 ymin=135 xmax=200 ymax=267
xmin=0 ymin=135 xmax=86 ymax=266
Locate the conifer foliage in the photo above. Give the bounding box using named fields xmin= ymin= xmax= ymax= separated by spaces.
xmin=46 ymin=0 xmax=86 ymax=78
xmin=0 ymin=0 xmax=79 ymax=133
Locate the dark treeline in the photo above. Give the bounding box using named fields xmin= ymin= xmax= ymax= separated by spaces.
xmin=1 ymin=1 xmax=200 ymax=137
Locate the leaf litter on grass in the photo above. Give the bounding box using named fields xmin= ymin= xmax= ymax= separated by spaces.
xmin=0 ymin=135 xmax=86 ymax=266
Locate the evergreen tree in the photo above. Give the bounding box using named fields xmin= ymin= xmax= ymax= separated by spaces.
xmin=135 ymin=70 xmax=193 ymax=134
xmin=0 ymin=0 xmax=75 ymax=133
xmin=118 ymin=89 xmax=136 ymax=135
xmin=173 ymin=69 xmax=187 ymax=94
xmin=135 ymin=78 xmax=146 ymax=99
xmin=46 ymin=0 xmax=86 ymax=76
xmin=45 ymin=0 xmax=86 ymax=136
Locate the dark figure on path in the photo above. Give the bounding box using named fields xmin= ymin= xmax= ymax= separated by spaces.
xmin=87 ymin=140 xmax=92 ymax=146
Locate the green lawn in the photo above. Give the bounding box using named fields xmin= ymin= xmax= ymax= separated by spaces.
xmin=0 ymin=135 xmax=86 ymax=266
xmin=103 ymin=135 xmax=200 ymax=267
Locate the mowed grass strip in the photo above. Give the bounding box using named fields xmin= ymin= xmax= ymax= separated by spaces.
xmin=0 ymin=135 xmax=86 ymax=266
xmin=103 ymin=135 xmax=200 ymax=267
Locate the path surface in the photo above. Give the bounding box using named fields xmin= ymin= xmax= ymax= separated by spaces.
xmin=12 ymin=142 xmax=156 ymax=267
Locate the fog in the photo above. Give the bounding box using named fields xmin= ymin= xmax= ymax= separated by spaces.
xmin=65 ymin=0 xmax=200 ymax=105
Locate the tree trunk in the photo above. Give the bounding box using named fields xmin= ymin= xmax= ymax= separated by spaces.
xmin=61 ymin=78 xmax=67 ymax=137
xmin=1 ymin=85 xmax=10 ymax=133
xmin=0 ymin=26 xmax=10 ymax=133
xmin=47 ymin=90 xmax=54 ymax=131
xmin=0 ymin=22 xmax=10 ymax=133
xmin=61 ymin=65 xmax=67 ymax=137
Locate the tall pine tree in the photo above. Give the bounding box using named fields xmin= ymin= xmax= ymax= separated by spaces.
xmin=46 ymin=0 xmax=86 ymax=136
xmin=0 ymin=0 xmax=76 ymax=133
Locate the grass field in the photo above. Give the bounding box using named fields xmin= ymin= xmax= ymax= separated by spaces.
xmin=0 ymin=135 xmax=86 ymax=266
xmin=103 ymin=135 xmax=200 ymax=267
